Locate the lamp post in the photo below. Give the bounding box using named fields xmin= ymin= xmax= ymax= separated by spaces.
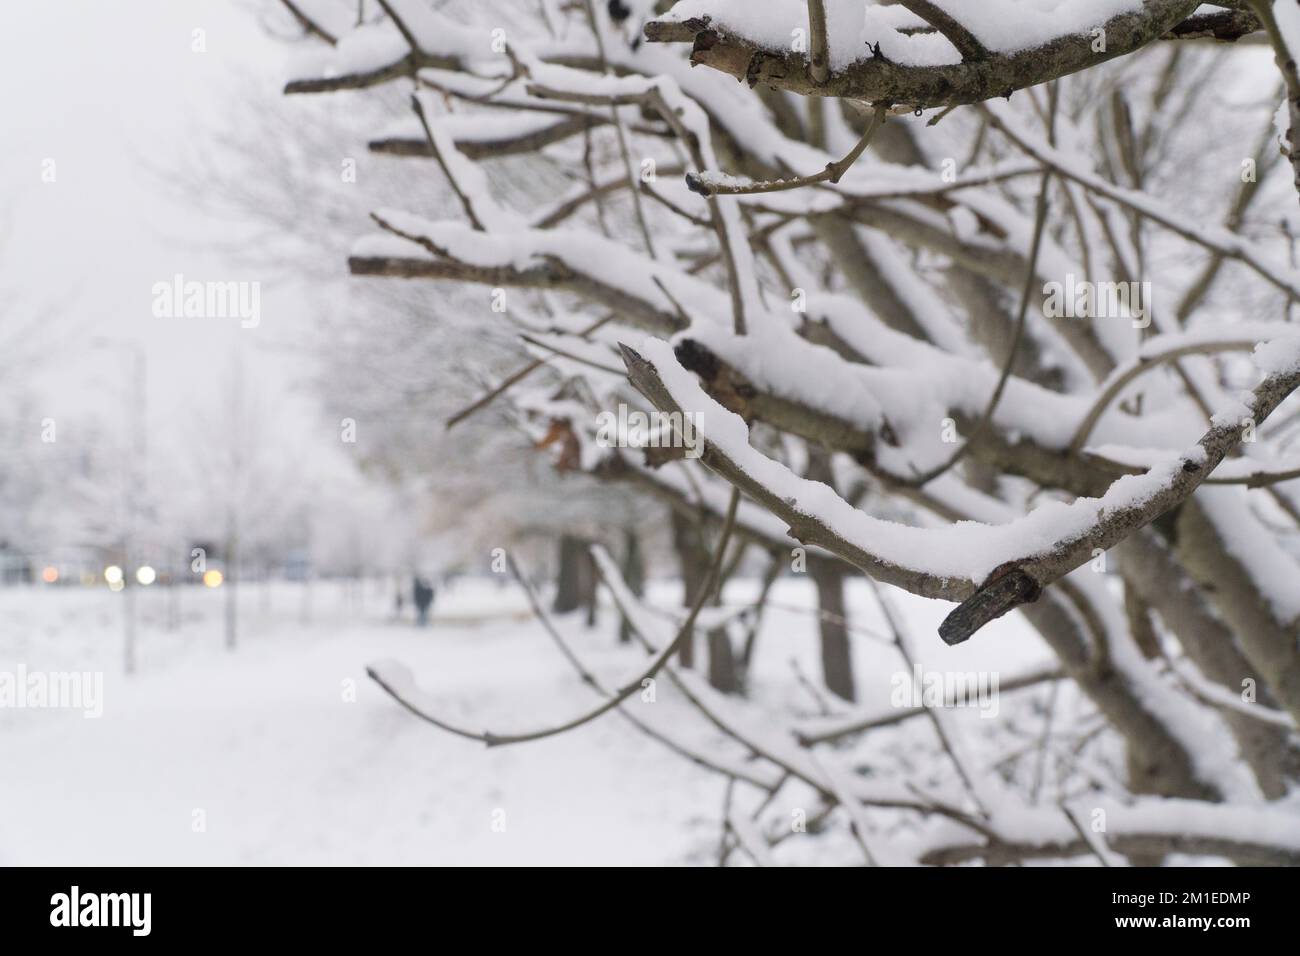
xmin=90 ymin=337 xmax=147 ymax=675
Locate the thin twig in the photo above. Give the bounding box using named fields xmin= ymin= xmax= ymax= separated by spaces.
xmin=410 ymin=94 xmax=484 ymax=231
xmin=518 ymin=334 xmax=625 ymax=375
xmin=807 ymin=0 xmax=830 ymax=85
xmin=868 ymin=579 xmax=989 ymax=818
xmin=687 ymin=105 xmax=888 ymax=197
xmin=504 ymin=555 xmax=778 ymax=789
xmin=278 ymin=0 xmax=338 ymax=45
xmin=445 ymin=312 xmax=618 ymax=429
xmin=640 ymin=181 xmax=711 ymax=227
xmin=374 ymin=0 xmax=421 ymax=54
xmin=582 ymin=0 xmax=658 ymax=258
xmin=897 ymin=1 xmax=990 ymax=60
xmin=1067 ymin=340 xmax=1261 ymax=454
xmin=903 ymin=168 xmax=1052 ymax=486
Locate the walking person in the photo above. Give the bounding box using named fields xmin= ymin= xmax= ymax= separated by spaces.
xmin=412 ymin=575 xmax=434 ymax=627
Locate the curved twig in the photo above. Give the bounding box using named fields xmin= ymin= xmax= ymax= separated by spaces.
xmin=686 ymin=105 xmax=888 ymax=197
xmin=1067 ymin=339 xmax=1261 ymax=454
xmin=903 ymin=168 xmax=1052 ymax=486
xmin=367 ymin=489 xmax=741 ymax=747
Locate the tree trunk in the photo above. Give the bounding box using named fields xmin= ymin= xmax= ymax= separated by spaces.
xmin=618 ymin=527 xmax=644 ymax=644
xmin=582 ymin=557 xmax=597 ymax=629
xmin=805 ymin=449 xmax=855 ymax=702
xmin=738 ymin=551 xmax=783 ymax=691
xmin=707 ymin=625 xmax=739 ymax=694
xmin=670 ymin=509 xmax=709 ymax=669
xmin=553 ymin=534 xmax=586 ymax=614
xmin=810 ymin=556 xmax=855 ymax=702
xmin=1118 ymin=529 xmax=1294 ymax=799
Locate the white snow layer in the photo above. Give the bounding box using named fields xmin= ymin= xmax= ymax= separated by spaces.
xmin=658 ymin=0 xmax=1147 ymax=69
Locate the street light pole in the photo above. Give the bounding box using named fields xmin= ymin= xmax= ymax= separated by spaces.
xmin=124 ymin=344 xmax=146 ymax=674
xmin=225 ymin=353 xmax=242 ymax=652
xmin=91 ymin=337 xmax=147 ymax=675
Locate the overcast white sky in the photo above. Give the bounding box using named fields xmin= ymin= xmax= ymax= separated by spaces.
xmin=3 ymin=0 xmax=335 ymax=474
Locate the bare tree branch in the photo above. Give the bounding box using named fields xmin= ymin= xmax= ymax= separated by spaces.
xmin=896 ymin=1 xmax=991 ymax=61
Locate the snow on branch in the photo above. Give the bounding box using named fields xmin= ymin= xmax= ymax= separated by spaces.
xmin=284 ymin=0 xmax=500 ymax=93
xmin=919 ymin=797 xmax=1300 ymax=866
xmin=984 ymin=100 xmax=1300 ymax=302
xmin=622 ymin=335 xmax=1300 ymax=644
xmin=895 ymin=1 xmax=991 ymax=61
xmin=351 ymin=211 xmax=704 ymax=334
xmin=645 ymin=0 xmax=1202 ymax=109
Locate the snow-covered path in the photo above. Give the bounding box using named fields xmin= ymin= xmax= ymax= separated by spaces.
xmin=0 ymin=581 xmax=726 ymax=865
xmin=0 ymin=577 xmax=1052 ymax=865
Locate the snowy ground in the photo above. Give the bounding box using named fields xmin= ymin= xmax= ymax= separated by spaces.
xmin=0 ymin=575 xmax=1051 ymax=865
